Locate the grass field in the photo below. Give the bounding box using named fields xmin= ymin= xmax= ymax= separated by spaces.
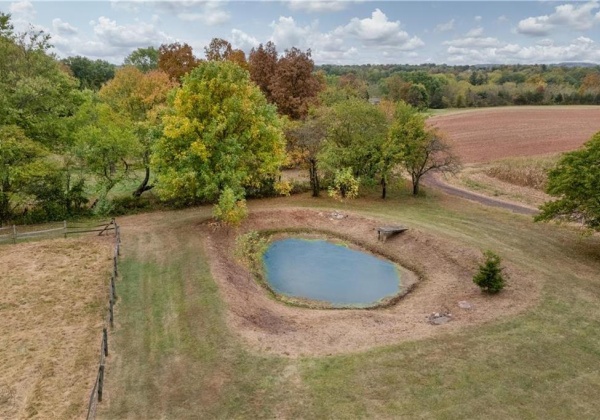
xmin=97 ymin=187 xmax=600 ymax=418
xmin=0 ymin=236 xmax=112 ymax=419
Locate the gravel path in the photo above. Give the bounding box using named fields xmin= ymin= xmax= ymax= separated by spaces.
xmin=423 ymin=174 xmax=539 ymax=216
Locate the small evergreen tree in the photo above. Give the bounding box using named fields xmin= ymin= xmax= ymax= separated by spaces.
xmin=473 ymin=250 xmax=505 ymax=293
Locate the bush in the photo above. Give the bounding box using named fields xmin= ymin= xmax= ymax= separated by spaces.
xmin=328 ymin=168 xmax=359 ymax=201
xmin=234 ymin=231 xmax=269 ymax=274
xmin=213 ymin=187 xmax=248 ymax=226
xmin=473 ymin=250 xmax=505 ymax=293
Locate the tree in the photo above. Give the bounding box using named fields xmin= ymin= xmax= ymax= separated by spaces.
xmin=0 ymin=17 xmax=82 ymax=149
xmin=270 ymin=47 xmax=323 ymax=119
xmin=152 ymin=61 xmax=286 ymax=204
xmin=0 ymin=125 xmax=47 ymax=223
xmin=213 ymin=186 xmax=248 ymax=226
xmin=124 ymin=46 xmax=159 ymax=72
xmin=99 ymin=66 xmax=177 ymax=196
xmin=204 ymin=37 xmax=233 ymax=61
xmin=248 ymin=41 xmax=278 ymax=102
xmin=319 ymin=98 xmax=391 ymax=198
xmin=328 ymin=167 xmax=359 ymax=201
xmin=72 ymin=94 xmax=139 ymax=201
xmin=473 ymin=251 xmax=505 ymax=293
xmin=535 ymin=132 xmax=600 ymax=230
xmin=285 ymin=113 xmax=327 ymax=197
xmin=62 ymin=56 xmax=116 ymax=90
xmin=158 ymin=42 xmax=200 ymax=83
xmin=390 ymin=108 xmax=459 ymax=195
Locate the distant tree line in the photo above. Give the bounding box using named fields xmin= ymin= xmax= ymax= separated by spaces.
xmin=318 ymin=63 xmax=600 ymax=109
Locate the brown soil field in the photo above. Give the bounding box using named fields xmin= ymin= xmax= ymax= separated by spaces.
xmin=0 ymin=236 xmax=113 ymax=419
xmin=428 ymin=106 xmax=600 ymax=163
xmin=203 ymin=208 xmax=540 ymax=357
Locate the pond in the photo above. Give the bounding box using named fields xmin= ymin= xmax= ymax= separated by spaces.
xmin=263 ymin=238 xmax=402 ymax=307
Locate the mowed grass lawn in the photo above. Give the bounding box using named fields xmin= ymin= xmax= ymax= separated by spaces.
xmin=99 ymin=186 xmax=600 ymax=419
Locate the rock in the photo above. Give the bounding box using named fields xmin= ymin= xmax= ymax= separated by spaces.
xmin=430 ymin=316 xmax=451 ymax=325
xmin=458 ymin=301 xmax=473 ymax=309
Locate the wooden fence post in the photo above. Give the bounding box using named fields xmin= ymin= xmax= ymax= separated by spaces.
xmin=63 ymin=220 xmax=67 ymax=238
xmin=109 ymin=298 xmax=114 ymax=329
xmin=12 ymin=225 xmax=16 ymax=244
xmin=97 ymin=365 xmax=105 ymax=402
xmin=103 ymin=328 xmax=108 ymax=357
xmin=111 ymin=276 xmax=116 ymax=301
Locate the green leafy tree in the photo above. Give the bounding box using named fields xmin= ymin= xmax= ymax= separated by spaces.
xmin=536 ymin=132 xmax=600 ymax=230
xmin=124 ymin=46 xmax=159 ymax=72
xmin=152 ymin=61 xmax=286 ymax=204
xmin=390 ymin=105 xmax=459 ymax=195
xmin=0 ymin=16 xmax=82 ymax=149
xmin=62 ymin=56 xmax=116 ymax=90
xmin=72 ymin=94 xmax=139 ymax=200
xmin=473 ymin=250 xmax=505 ymax=293
xmin=319 ymin=98 xmax=391 ymax=197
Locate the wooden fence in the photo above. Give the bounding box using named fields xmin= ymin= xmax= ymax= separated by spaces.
xmin=0 ymin=219 xmax=116 ymax=244
xmin=85 ymin=220 xmax=121 ymax=420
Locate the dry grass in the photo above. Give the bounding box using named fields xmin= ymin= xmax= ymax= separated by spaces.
xmin=0 ymin=236 xmax=113 ymax=419
xmin=484 ymin=155 xmax=559 ymax=190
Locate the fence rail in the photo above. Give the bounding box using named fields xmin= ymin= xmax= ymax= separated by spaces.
xmin=0 ymin=220 xmax=115 ymax=244
xmin=85 ymin=219 xmax=121 ymax=420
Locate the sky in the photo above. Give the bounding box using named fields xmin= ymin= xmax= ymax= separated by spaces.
xmin=1 ymin=0 xmax=600 ymax=65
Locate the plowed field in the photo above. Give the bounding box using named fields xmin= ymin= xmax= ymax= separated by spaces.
xmin=428 ymin=106 xmax=600 ymax=163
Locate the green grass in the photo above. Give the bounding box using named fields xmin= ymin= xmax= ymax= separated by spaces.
xmin=99 ymin=186 xmax=600 ymax=419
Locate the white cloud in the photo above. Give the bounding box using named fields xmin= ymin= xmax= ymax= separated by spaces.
xmin=434 ymin=19 xmax=455 ymax=33
xmin=445 ymin=36 xmax=600 ymax=64
xmin=177 ymin=2 xmax=230 ymax=25
xmin=465 ymin=27 xmax=484 ymax=37
xmin=474 ymin=15 xmax=482 ymax=22
xmin=52 ymin=18 xmax=78 ymax=36
xmin=231 ymin=28 xmax=259 ymax=52
xmin=517 ymin=1 xmax=600 ymax=36
xmin=92 ymin=16 xmax=171 ymax=48
xmin=269 ymin=16 xmax=316 ymax=50
xmin=498 ymin=15 xmax=508 ymax=23
xmin=9 ymin=0 xmax=36 ymax=19
xmin=288 ymin=0 xmax=348 ymax=13
xmin=336 ymin=8 xmax=424 ymax=49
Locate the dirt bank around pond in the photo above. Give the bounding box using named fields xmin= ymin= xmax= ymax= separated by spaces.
xmin=201 ymin=208 xmax=540 ymax=357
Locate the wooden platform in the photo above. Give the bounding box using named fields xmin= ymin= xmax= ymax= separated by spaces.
xmin=377 ymin=226 xmax=408 ymax=241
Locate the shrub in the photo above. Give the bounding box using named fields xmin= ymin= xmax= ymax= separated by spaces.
xmin=234 ymin=231 xmax=269 ymax=274
xmin=473 ymin=250 xmax=505 ymax=293
xmin=328 ymin=168 xmax=359 ymax=201
xmin=213 ymin=187 xmax=248 ymax=226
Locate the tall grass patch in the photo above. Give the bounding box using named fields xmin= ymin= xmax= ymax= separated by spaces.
xmin=485 ymin=155 xmax=558 ymax=190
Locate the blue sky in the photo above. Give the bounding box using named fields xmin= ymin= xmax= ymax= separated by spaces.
xmin=2 ymin=1 xmax=600 ymax=65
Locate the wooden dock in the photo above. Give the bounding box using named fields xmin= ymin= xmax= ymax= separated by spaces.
xmin=377 ymin=226 xmax=408 ymax=242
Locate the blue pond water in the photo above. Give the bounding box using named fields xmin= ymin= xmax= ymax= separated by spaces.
xmin=263 ymin=238 xmax=401 ymax=307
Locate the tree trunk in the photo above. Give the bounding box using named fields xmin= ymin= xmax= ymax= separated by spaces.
xmin=381 ymin=176 xmax=387 ymax=199
xmin=133 ymin=166 xmax=154 ymax=197
xmin=309 ymin=159 xmax=320 ymax=197
xmin=412 ymin=175 xmax=420 ymax=195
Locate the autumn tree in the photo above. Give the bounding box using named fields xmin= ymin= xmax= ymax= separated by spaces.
xmin=152 ymin=61 xmax=286 ymax=205
xmin=248 ymin=41 xmax=278 ymax=102
xmin=285 ymin=113 xmax=327 ymax=196
xmin=99 ymin=66 xmax=177 ymax=196
xmin=124 ymin=46 xmax=159 ymax=72
xmin=536 ymin=132 xmax=600 ymax=230
xmin=271 ymin=47 xmax=323 ymax=119
xmin=204 ymin=37 xmax=233 ymax=61
xmin=158 ymin=42 xmax=199 ymax=83
xmin=390 ymin=107 xmax=459 ymax=195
